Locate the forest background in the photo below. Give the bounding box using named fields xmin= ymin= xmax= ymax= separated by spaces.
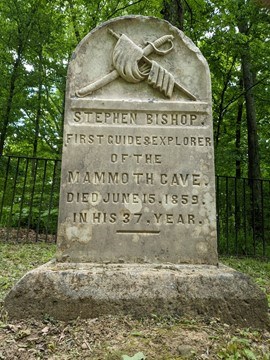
xmin=0 ymin=0 xmax=269 ymax=180
xmin=1 ymin=3 xmax=270 ymax=356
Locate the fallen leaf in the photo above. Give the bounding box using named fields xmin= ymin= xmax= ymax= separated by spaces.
xmin=122 ymin=352 xmax=146 ymax=360
xmin=16 ymin=329 xmax=31 ymax=339
xmin=41 ymin=326 xmax=50 ymax=334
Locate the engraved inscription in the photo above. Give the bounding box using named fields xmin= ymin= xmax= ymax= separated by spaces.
xmin=64 ymin=120 xmax=212 ymax=238
xmin=65 ymin=133 xmax=212 ymax=146
xmin=146 ymin=113 xmax=197 ymax=125
xmin=67 ymin=171 xmax=206 ymax=186
xmin=66 ymin=192 xmax=200 ymax=205
xmin=72 ymin=211 xmax=198 ymax=225
xmin=72 ymin=110 xmax=201 ymax=126
xmin=74 ymin=111 xmax=137 ymax=124
xmin=110 ymin=153 xmax=162 ymax=164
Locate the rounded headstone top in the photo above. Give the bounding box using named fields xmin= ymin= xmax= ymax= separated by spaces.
xmin=58 ymin=15 xmax=217 ymax=265
xmin=67 ymin=15 xmax=211 ymax=102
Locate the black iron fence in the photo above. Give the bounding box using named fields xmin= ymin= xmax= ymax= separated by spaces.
xmin=216 ymin=175 xmax=270 ymax=258
xmin=0 ymin=155 xmax=269 ymax=258
xmin=0 ymin=155 xmax=61 ymax=242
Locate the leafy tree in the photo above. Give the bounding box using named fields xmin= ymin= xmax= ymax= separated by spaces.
xmin=0 ymin=0 xmax=39 ymax=155
xmin=0 ymin=0 xmax=163 ymax=158
xmin=199 ymin=0 xmax=269 ymax=180
xmin=0 ymin=0 xmax=269 ymax=182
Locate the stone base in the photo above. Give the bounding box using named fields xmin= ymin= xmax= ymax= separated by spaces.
xmin=4 ymin=261 xmax=269 ymax=328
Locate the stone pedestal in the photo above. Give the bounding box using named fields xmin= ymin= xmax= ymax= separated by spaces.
xmin=4 ymin=261 xmax=268 ymax=328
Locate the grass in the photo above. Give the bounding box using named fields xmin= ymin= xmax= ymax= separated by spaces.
xmin=221 ymin=257 xmax=270 ymax=306
xmin=0 ymin=242 xmax=56 ymax=302
xmin=0 ymin=242 xmax=269 ymax=359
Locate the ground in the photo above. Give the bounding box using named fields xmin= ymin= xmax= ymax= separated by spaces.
xmin=0 ymin=242 xmax=269 ymax=359
xmin=1 ymin=314 xmax=270 ymax=359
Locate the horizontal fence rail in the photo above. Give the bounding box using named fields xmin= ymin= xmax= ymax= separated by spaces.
xmin=0 ymin=155 xmax=269 ymax=258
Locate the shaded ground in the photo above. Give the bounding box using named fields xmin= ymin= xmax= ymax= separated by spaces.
xmin=0 ymin=228 xmax=56 ymax=243
xmin=0 ymin=242 xmax=269 ymax=359
xmin=0 ymin=315 xmax=270 ymax=359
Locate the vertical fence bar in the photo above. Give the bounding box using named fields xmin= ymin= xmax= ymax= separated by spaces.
xmin=0 ymin=156 xmax=11 ymax=231
xmin=251 ymin=179 xmax=256 ymax=256
xmin=243 ymin=178 xmax=247 ymax=254
xmin=27 ymin=158 xmax=39 ymax=239
xmin=225 ymin=176 xmax=229 ymax=255
xmin=268 ymin=180 xmax=270 ymax=256
xmin=7 ymin=157 xmax=21 ymax=241
xmin=45 ymin=160 xmax=55 ymax=242
xmin=16 ymin=157 xmax=30 ymax=241
xmin=234 ymin=176 xmax=238 ymax=256
xmin=45 ymin=160 xmax=60 ymax=242
xmin=260 ymin=179 xmax=265 ymax=257
xmin=216 ymin=175 xmax=220 ymax=253
xmin=36 ymin=159 xmax=48 ymax=242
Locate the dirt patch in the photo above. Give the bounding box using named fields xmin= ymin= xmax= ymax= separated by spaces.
xmin=0 ymin=314 xmax=269 ymax=359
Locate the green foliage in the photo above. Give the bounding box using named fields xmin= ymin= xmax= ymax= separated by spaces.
xmin=181 ymin=0 xmax=270 ymax=178
xmin=0 ymin=0 xmax=163 ymax=158
xmin=218 ymin=337 xmax=257 ymax=359
xmin=0 ymin=0 xmax=269 ymax=176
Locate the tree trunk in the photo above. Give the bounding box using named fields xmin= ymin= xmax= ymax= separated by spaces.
xmin=237 ymin=16 xmax=261 ymax=180
xmin=238 ymin=16 xmax=262 ymax=241
xmin=235 ymin=78 xmax=243 ymax=240
xmin=215 ymin=57 xmax=237 ymax=147
xmin=0 ymin=44 xmax=22 ymax=156
xmin=161 ymin=0 xmax=184 ymax=30
xmin=241 ymin=51 xmax=261 ymax=180
xmin=68 ymin=0 xmax=81 ymax=42
xmin=235 ymin=78 xmax=243 ymax=179
xmin=0 ymin=2 xmax=39 ymax=156
xmin=33 ymin=48 xmax=43 ymax=158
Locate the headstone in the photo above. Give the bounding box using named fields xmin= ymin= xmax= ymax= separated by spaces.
xmin=56 ymin=15 xmax=218 ymax=265
xmin=4 ymin=16 xmax=268 ymax=328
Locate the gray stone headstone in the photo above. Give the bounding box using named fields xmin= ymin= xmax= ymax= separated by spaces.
xmin=57 ymin=15 xmax=218 ymax=264
xmin=4 ymin=16 xmax=268 ymax=328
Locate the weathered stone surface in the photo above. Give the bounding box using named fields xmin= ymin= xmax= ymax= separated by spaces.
xmin=57 ymin=15 xmax=218 ymax=265
xmin=4 ymin=262 xmax=269 ymax=329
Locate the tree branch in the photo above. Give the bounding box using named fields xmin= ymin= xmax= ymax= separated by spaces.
xmin=221 ymin=76 xmax=267 ymax=117
xmin=106 ymin=0 xmax=144 ymax=20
